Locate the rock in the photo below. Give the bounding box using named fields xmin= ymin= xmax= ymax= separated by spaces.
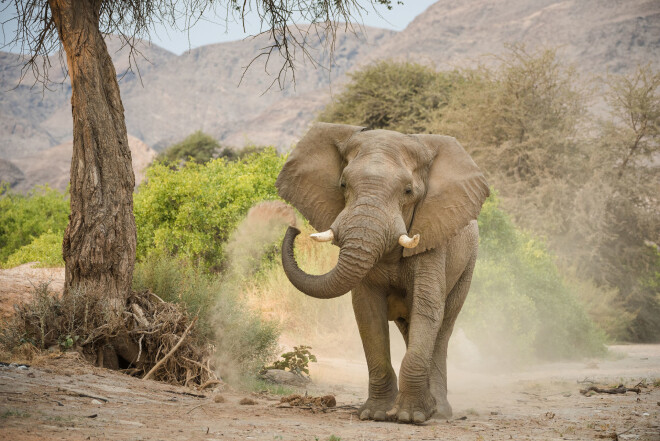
xmin=239 ymin=397 xmax=257 ymax=405
xmin=260 ymin=369 xmax=311 ymax=387
xmin=213 ymin=394 xmax=225 ymax=403
xmin=0 ymin=158 xmax=25 ymax=188
xmin=91 ymin=399 xmax=103 ymax=405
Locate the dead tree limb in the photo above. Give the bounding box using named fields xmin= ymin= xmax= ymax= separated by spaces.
xmin=143 ymin=317 xmax=197 ymax=381
xmin=580 ymin=385 xmax=641 ymax=396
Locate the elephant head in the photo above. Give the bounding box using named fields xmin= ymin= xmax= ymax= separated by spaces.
xmin=276 ymin=123 xmax=489 ymax=299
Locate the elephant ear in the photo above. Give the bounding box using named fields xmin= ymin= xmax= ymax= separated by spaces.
xmin=276 ymin=122 xmax=364 ymax=232
xmin=404 ymin=135 xmax=490 ymax=257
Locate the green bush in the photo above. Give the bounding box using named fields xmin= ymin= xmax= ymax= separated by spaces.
xmin=0 ymin=185 xmax=69 ymax=264
xmin=460 ymin=193 xmax=606 ymax=361
xmin=134 ymin=148 xmax=285 ymax=269
xmin=3 ymin=230 xmax=64 ymax=268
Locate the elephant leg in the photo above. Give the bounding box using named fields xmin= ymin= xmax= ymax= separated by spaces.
xmin=352 ymin=285 xmax=398 ymax=421
xmin=429 ymin=262 xmax=474 ymax=419
xmin=394 ymin=318 xmax=409 ymax=348
xmin=388 ymin=261 xmax=445 ymax=424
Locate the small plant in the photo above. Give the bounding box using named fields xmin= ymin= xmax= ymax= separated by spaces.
xmin=58 ymin=334 xmax=79 ymax=350
xmin=1 ymin=408 xmax=30 ymax=418
xmin=265 ymin=345 xmax=317 ymax=377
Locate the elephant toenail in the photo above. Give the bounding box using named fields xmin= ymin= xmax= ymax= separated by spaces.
xmin=373 ymin=410 xmax=386 ymax=421
xmin=359 ymin=409 xmax=370 ymax=420
xmin=413 ymin=411 xmax=426 ymax=423
xmin=398 ymin=411 xmax=411 ymax=423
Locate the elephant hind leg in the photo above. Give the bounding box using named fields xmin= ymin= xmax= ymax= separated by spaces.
xmin=430 ymin=258 xmax=475 ymax=419
xmin=394 ymin=317 xmax=409 ymax=348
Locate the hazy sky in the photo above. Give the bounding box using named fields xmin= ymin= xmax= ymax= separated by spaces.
xmin=0 ymin=1 xmax=437 ymax=55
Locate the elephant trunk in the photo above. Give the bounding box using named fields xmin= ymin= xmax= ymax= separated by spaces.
xmin=281 ymin=223 xmax=385 ymax=300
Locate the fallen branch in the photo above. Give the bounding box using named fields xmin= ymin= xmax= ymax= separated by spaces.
xmin=199 ymin=379 xmax=222 ymax=390
xmin=186 ymin=403 xmax=207 ymax=414
xmin=165 ymin=390 xmax=207 ymax=398
xmin=580 ymin=385 xmax=641 ymax=396
xmin=143 ymin=317 xmax=197 ymax=381
xmin=59 ymin=387 xmax=109 ymax=402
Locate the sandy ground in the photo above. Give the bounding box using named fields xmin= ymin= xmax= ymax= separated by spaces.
xmin=0 ymin=344 xmax=659 ymax=441
xmin=1 ymin=265 xmax=659 ymax=440
xmin=0 ymin=263 xmax=64 ymax=321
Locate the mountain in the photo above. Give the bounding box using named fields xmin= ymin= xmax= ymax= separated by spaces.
xmin=7 ymin=135 xmax=155 ymax=193
xmin=0 ymin=36 xmax=175 ymax=160
xmin=0 ymin=0 xmax=658 ymax=191
xmin=371 ymin=0 xmax=660 ymax=73
xmin=118 ymin=26 xmax=394 ymax=150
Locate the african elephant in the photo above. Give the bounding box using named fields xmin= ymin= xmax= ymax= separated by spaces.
xmin=275 ymin=123 xmax=489 ymax=423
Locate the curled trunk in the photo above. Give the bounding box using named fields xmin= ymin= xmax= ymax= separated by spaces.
xmin=282 ymin=226 xmax=382 ymax=299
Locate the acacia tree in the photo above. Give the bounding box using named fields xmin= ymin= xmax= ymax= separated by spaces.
xmin=4 ymin=0 xmax=398 ymax=302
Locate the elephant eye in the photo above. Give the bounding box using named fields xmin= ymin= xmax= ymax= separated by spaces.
xmin=340 ymin=180 xmax=346 ymax=189
xmin=405 ymin=186 xmax=413 ymax=195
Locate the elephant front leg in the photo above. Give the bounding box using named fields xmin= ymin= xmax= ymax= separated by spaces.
xmin=388 ymin=266 xmax=445 ymax=424
xmin=352 ymin=285 xmax=398 ymax=421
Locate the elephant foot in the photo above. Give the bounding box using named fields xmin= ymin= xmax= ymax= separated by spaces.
xmin=386 ymin=390 xmax=436 ymax=424
xmin=358 ymin=393 xmax=397 ymax=421
xmin=431 ymin=397 xmax=453 ymax=420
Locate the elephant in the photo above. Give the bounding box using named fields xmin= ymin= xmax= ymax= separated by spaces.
xmin=275 ymin=123 xmax=489 ymax=423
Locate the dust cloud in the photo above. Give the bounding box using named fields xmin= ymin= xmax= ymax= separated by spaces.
xmin=211 ymin=200 xmax=541 ymax=401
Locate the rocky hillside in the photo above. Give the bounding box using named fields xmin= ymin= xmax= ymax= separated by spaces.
xmin=5 ymin=135 xmax=156 ymax=193
xmin=371 ymin=0 xmax=660 ymax=73
xmin=0 ymin=0 xmax=658 ymax=191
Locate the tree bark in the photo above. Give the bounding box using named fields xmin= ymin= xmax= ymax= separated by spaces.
xmin=49 ymin=0 xmax=136 ymax=303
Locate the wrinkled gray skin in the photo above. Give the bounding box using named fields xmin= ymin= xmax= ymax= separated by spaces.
xmin=276 ymin=123 xmax=489 ymax=424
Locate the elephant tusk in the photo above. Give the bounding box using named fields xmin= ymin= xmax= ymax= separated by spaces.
xmin=399 ymin=234 xmax=420 ymax=249
xmin=310 ymin=229 xmax=334 ymax=242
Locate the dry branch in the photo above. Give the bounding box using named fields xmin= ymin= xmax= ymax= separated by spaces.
xmin=143 ymin=317 xmax=197 ymax=381
xmin=580 ymin=385 xmax=641 ymax=396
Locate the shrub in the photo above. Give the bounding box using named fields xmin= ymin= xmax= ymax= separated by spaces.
xmin=0 ymin=184 xmax=69 ymax=264
xmin=318 ymin=60 xmax=460 ymax=133
xmin=134 ymin=148 xmax=285 ymax=269
xmin=157 ymin=131 xmax=221 ymax=165
xmin=132 ymin=253 xmax=279 ymax=378
xmin=265 ymin=345 xmax=318 ymax=377
xmin=3 ymin=230 xmax=64 ymax=268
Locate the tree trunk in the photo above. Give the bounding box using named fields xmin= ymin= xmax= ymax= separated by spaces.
xmin=49 ymin=0 xmax=136 ymax=303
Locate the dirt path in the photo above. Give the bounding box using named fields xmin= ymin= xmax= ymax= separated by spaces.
xmin=1 ymin=345 xmax=659 ymax=440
